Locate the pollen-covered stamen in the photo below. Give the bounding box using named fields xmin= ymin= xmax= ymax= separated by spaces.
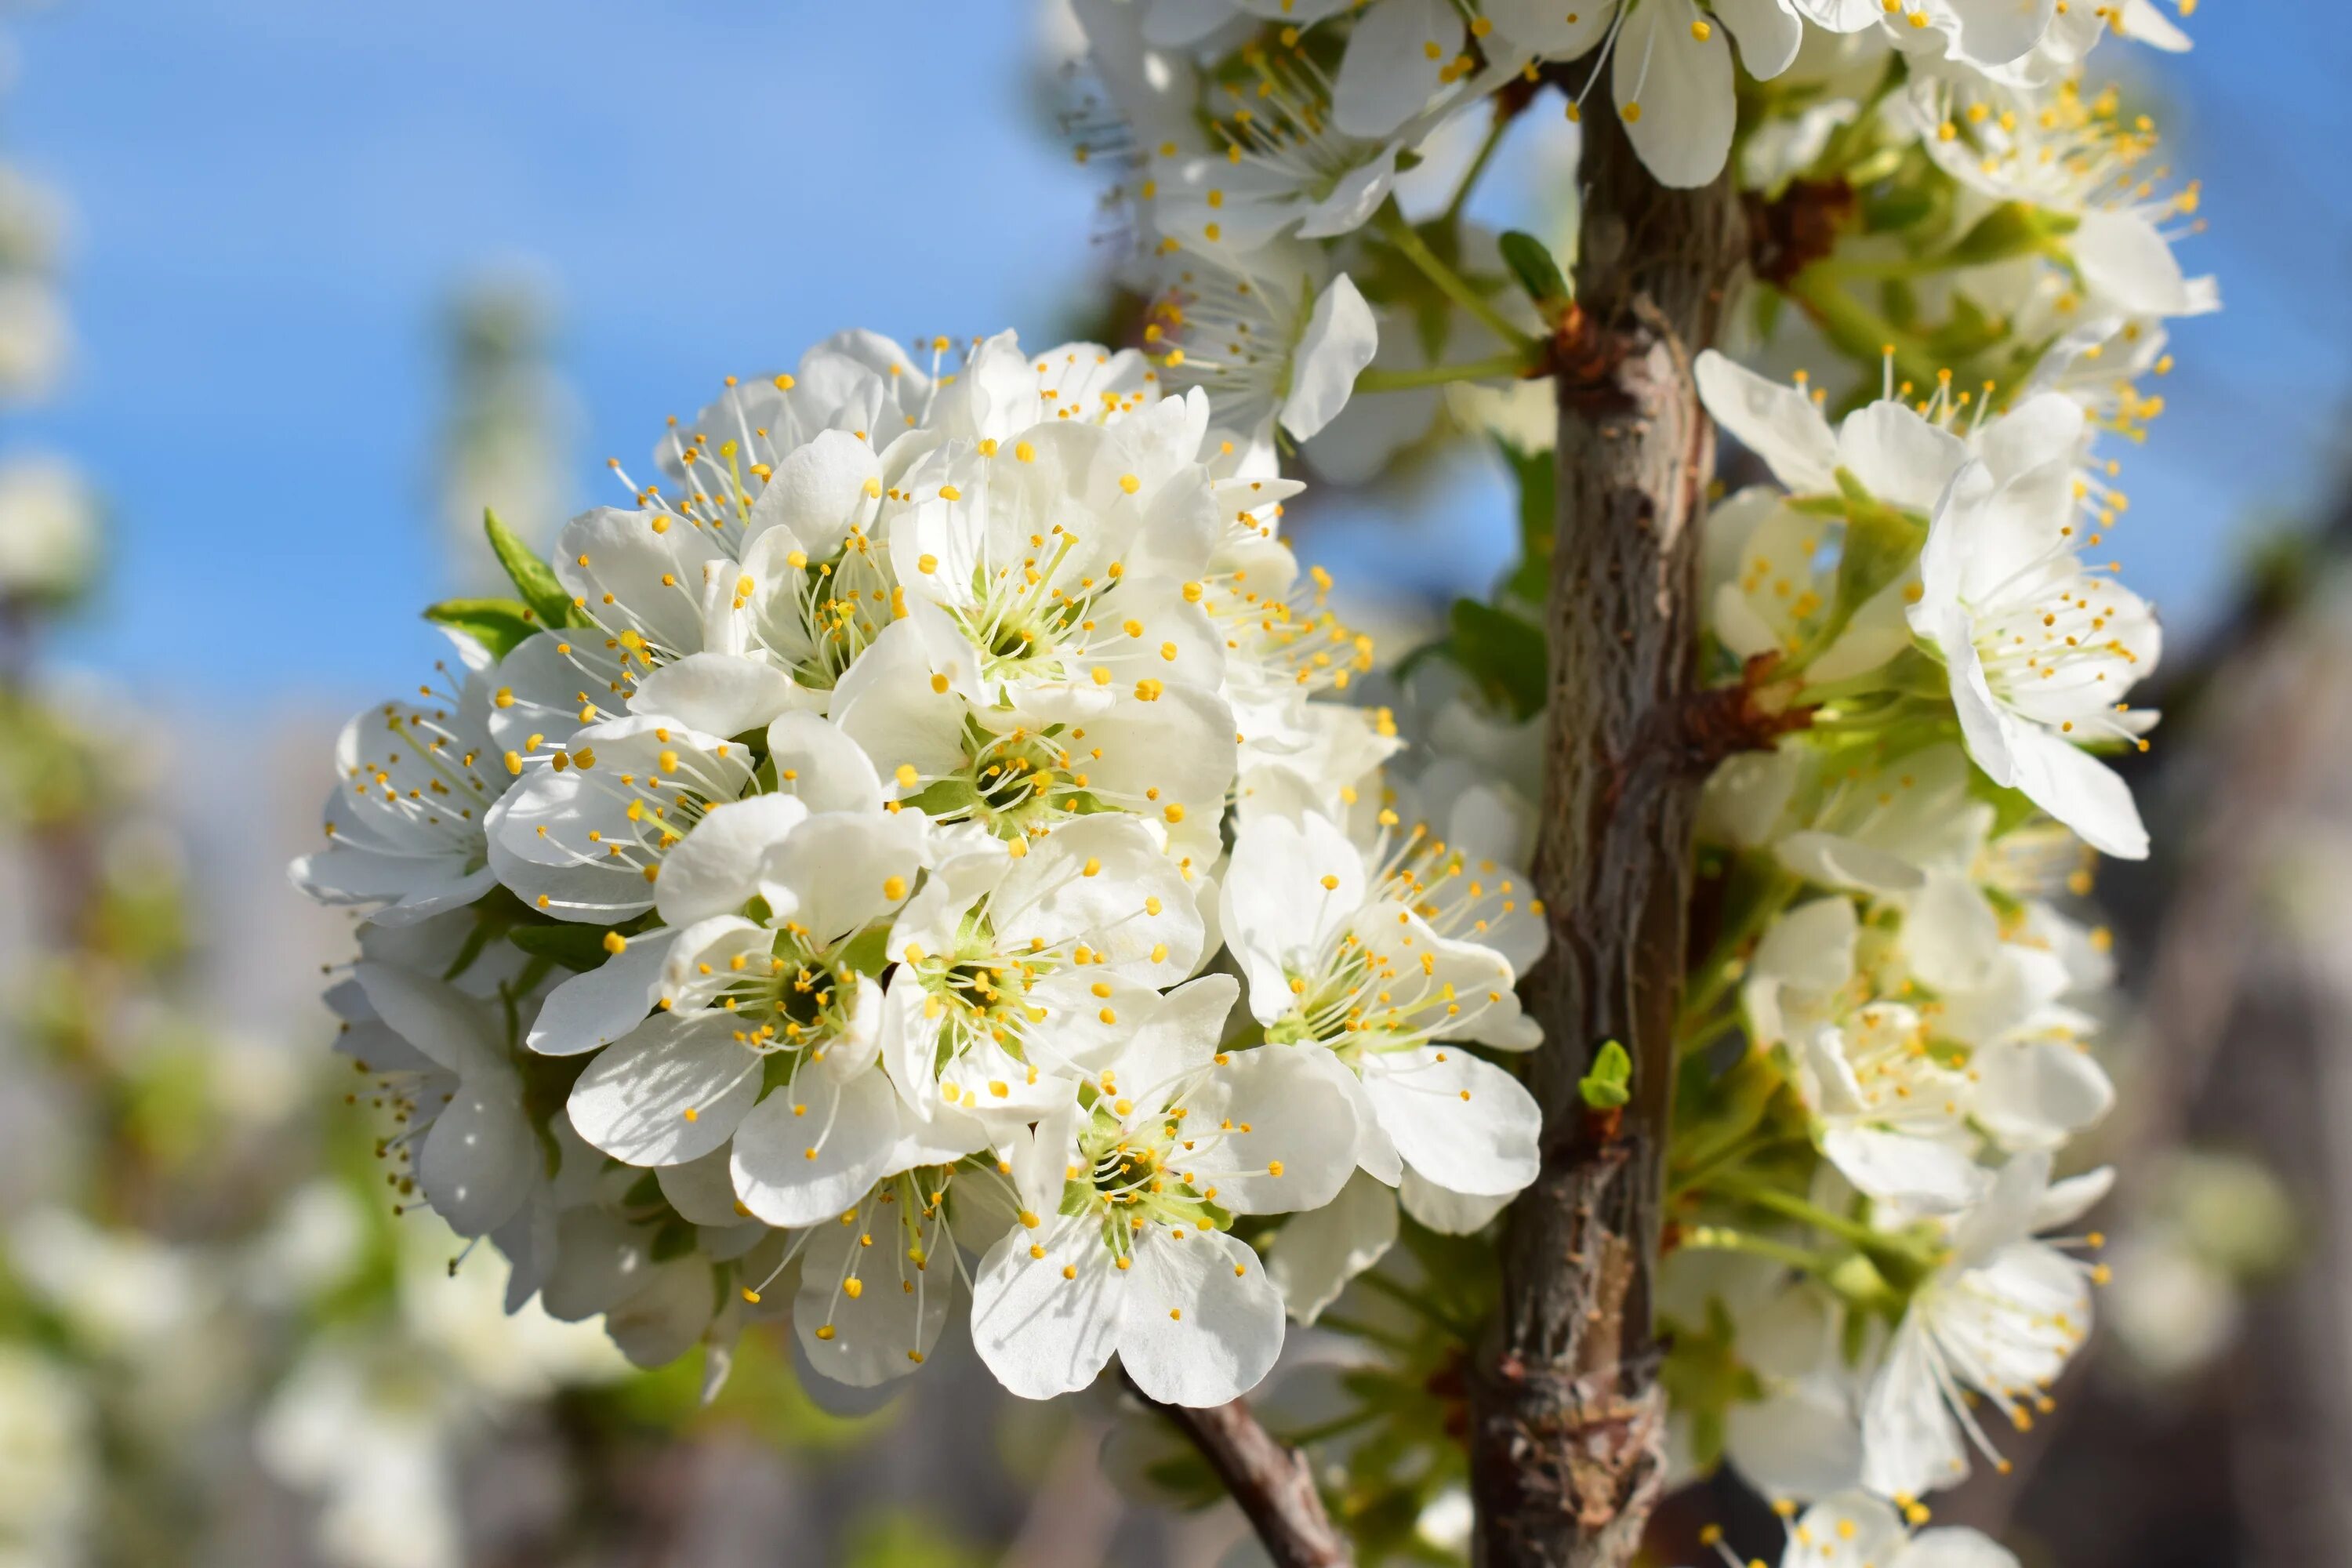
xmin=345 ymin=673 xmax=499 ymax=852
xmin=1196 ymin=559 xmax=1374 ymax=695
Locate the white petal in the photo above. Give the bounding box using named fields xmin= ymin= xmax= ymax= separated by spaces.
xmin=1837 ymin=400 xmax=1967 ymax=511
xmin=527 ymin=931 xmax=675 ymax=1056
xmin=1694 ymin=350 xmax=1838 ymax=493
xmin=1860 ymin=1316 xmax=1969 ymax=1498
xmin=1333 ymin=0 xmax=1463 ymax=140
xmin=2005 ymin=724 xmax=2147 ymax=860
xmin=742 ymin=427 xmax=880 ymax=557
xmin=1613 ymin=0 xmax=1735 ymax=190
xmin=793 ymin=1204 xmax=953 ymax=1388
xmin=354 ymin=962 xmax=502 ymax=1077
xmin=1361 ymin=1045 xmax=1540 ymax=1198
xmin=627 ymin=652 xmax=808 ymax=739
xmin=1905 ymin=1527 xmax=2024 ymax=1568
xmin=658 ymin=1145 xmax=750 ymax=1228
xmin=1398 ymin=1167 xmax=1512 ymax=1233
xmin=653 ymin=793 xmax=811 ymax=927
xmin=1118 ymin=1227 xmax=1285 ymax=1406
xmin=969 ymin=1218 xmax=1122 ymax=1400
xmin=566 ymin=1011 xmax=763 ymax=1166
xmin=417 ymin=1081 xmax=535 ymax=1236
xmin=763 ymin=711 xmax=884 ymax=815
xmin=604 ymin=1258 xmax=715 ymax=1369
xmin=1187 ymin=1043 xmax=1361 ymax=1214
xmin=1821 ymin=1127 xmax=1991 ymax=1214
xmin=728 ymin=1069 xmax=903 ymax=1229
xmin=1278 ymin=274 xmax=1377 ymax=442
xmin=1712 ymin=0 xmax=1802 ymax=78
xmin=1265 ymin=1170 xmax=1398 ymax=1323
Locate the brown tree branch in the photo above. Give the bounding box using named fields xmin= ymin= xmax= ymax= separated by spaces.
xmin=1468 ymin=103 xmax=1748 ymax=1568
xmin=1138 ymin=1382 xmax=1353 ymax=1568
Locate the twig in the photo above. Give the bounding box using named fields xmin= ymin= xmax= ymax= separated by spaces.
xmin=1131 ymin=1378 xmax=1353 ymax=1568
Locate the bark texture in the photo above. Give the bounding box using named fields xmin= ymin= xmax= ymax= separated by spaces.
xmin=1149 ymin=1391 xmax=1352 ymax=1568
xmin=1468 ymin=107 xmax=1748 ymax=1568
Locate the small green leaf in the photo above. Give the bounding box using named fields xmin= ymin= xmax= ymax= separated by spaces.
xmin=423 ymin=596 xmax=539 ymax=661
xmin=1580 ymin=1039 xmax=1632 ymax=1110
xmin=1497 ymin=230 xmax=1570 ymax=321
xmin=485 ymin=507 xmax=574 ymax=627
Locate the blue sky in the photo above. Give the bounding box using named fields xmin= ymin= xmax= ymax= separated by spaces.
xmin=11 ymin=0 xmax=2349 ymax=706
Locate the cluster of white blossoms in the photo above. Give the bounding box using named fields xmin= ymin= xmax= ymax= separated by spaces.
xmin=292 ymin=326 xmax=1546 ymax=1407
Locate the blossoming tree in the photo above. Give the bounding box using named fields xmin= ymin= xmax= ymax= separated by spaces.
xmin=291 ymin=0 xmax=2209 ymax=1562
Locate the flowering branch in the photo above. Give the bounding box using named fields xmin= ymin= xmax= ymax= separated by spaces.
xmin=1138 ymin=1383 xmax=1354 ymax=1568
xmin=1470 ymin=102 xmax=1749 ymax=1568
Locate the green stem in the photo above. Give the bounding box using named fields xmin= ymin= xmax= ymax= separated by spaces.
xmin=1356 ymin=351 xmax=1535 ymax=394
xmin=1440 ymin=101 xmax=1511 ymax=230
xmin=1675 ymin=1224 xmax=1830 ymax=1275
xmin=1704 ymin=1174 xmax=1882 ymax=1252
xmin=1378 ymin=205 xmax=1538 ymax=352
xmin=1678 ymin=868 xmax=1798 ymax=1033
xmin=1780 ymin=265 xmax=1939 ymax=392
xmin=1675 ymin=1008 xmax=1744 ymax=1062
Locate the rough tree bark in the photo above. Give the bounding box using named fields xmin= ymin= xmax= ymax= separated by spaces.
xmin=1467 ymin=105 xmax=1748 ymax=1568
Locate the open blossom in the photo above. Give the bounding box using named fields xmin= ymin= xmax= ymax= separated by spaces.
xmin=968 ymin=975 xmax=1360 ymax=1405
xmin=1911 ymin=458 xmax=2158 ymax=858
xmin=292 ymin=648 xmax=507 ymax=926
xmin=1861 ymin=1152 xmax=2109 ymax=1498
xmin=1221 ymin=810 xmax=1542 ymax=1228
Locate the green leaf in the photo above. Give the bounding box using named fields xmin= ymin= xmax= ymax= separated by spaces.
xmin=1446 ymin=598 xmax=1548 ymax=721
xmin=484 ymin=507 xmax=573 ymax=627
xmin=507 ymin=923 xmax=615 ymax=973
xmin=1580 ymin=1039 xmax=1632 ymax=1110
xmin=423 ymin=597 xmax=539 ymax=661
xmin=1497 ymin=229 xmax=1570 ymax=321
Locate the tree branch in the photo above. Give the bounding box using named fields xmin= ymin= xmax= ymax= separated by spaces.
xmin=1138 ymin=1383 xmax=1353 ymax=1568
xmin=1468 ymin=102 xmax=1748 ymax=1568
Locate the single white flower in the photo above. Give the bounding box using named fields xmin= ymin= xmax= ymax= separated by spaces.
xmin=1860 ymin=1151 xmax=2109 ymax=1498
xmin=1221 ymin=811 xmax=1542 ymax=1205
xmin=1744 ymin=896 xmax=1991 ymax=1213
xmin=1145 ymin=242 xmax=1378 ymax=469
xmin=485 ymin=713 xmax=757 ymax=922
xmin=347 ymin=960 xmax=539 ymax=1240
xmin=1905 ymin=73 xmax=2215 ymax=321
xmin=881 ymin=814 xmax=1207 ymax=1128
xmin=967 ymin=974 xmax=1361 ymax=1406
xmin=292 ymin=657 xmax=507 ymax=927
xmin=1909 ymin=459 xmax=2158 ymax=859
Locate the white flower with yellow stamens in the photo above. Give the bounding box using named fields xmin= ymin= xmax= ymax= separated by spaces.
xmin=292 ymin=655 xmax=508 ymax=927
xmin=1909 ymin=458 xmax=2159 ymax=860
xmin=486 ymin=714 xmax=757 ymax=923
xmin=1221 ymin=811 xmax=1542 ymax=1214
xmin=833 ymin=601 xmax=1236 ymax=855
xmin=792 ymin=1163 xmax=975 ymax=1386
xmin=1145 ymin=241 xmax=1379 ymax=475
xmin=885 ymin=397 xmax=1229 ymax=707
xmin=1860 ymin=1152 xmax=2110 ymax=1499
xmin=968 ymin=974 xmax=1362 ymax=1406
xmin=880 ymin=814 xmax=1207 ymax=1132
xmin=1904 ymin=72 xmax=2216 ymax=323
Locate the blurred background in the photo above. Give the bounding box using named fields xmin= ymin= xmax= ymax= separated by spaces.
xmin=0 ymin=2 xmax=2347 ymax=1566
